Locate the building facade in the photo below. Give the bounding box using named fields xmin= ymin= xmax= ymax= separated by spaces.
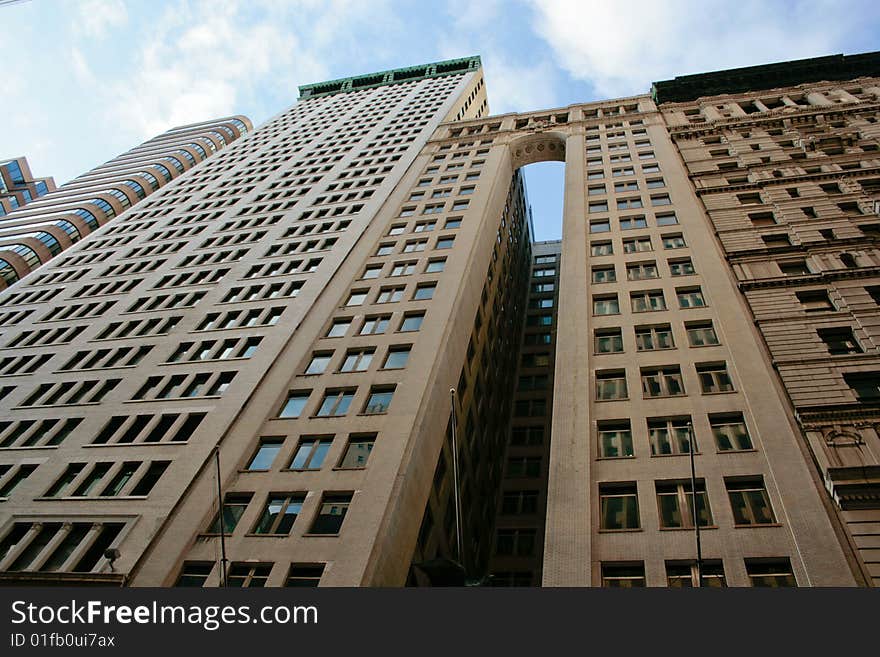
xmin=0 ymin=157 xmax=55 ymax=218
xmin=0 ymin=53 xmax=877 ymax=587
xmin=0 ymin=117 xmax=252 ymax=290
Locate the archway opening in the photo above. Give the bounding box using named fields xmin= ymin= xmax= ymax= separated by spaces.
xmin=522 ymin=161 xmax=565 ymax=241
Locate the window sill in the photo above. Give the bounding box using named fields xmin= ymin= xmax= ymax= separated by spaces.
xmin=650 ymin=452 xmax=702 ymax=457
xmin=732 ymin=523 xmax=782 ymax=528
xmin=700 ymin=390 xmax=737 ymax=395
xmin=302 ymin=533 xmax=340 ymax=538
xmin=717 ymin=448 xmax=758 ymax=454
xmin=595 ymin=397 xmax=630 ymax=402
xmin=659 ymin=525 xmax=718 ymax=531
xmin=598 ymin=528 xmax=643 ymax=533
xmin=597 ymin=455 xmax=636 ymax=460
xmin=332 ymin=466 xmax=367 ymax=471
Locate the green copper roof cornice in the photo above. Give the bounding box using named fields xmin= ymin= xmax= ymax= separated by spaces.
xmin=298 ymin=56 xmax=482 ymax=99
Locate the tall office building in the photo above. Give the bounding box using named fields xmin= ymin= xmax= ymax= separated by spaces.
xmin=0 ymin=53 xmax=877 ymax=587
xmin=0 ymin=157 xmax=55 ymax=218
xmin=0 ymin=117 xmax=252 ymax=290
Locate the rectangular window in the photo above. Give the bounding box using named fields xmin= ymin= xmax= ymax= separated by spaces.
xmin=288 ymin=437 xmax=333 ymax=470
xmin=593 ymin=295 xmax=619 ymax=315
xmin=667 ymin=560 xmax=726 ymax=588
xmin=227 ymin=563 xmax=272 ymax=588
xmin=710 ymin=413 xmax=753 ymax=451
xmin=600 ymin=483 xmax=640 ymax=530
xmin=279 ymin=391 xmax=310 ymax=418
xmin=669 ymin=258 xmax=695 ymax=276
xmin=361 ymin=265 xmax=382 ymax=279
xmin=338 ymin=434 xmax=375 ymax=469
xmin=316 ymin=389 xmax=355 ymax=417
xmin=326 ymin=319 xmax=351 ymax=338
xmin=246 ymin=438 xmax=283 ymax=470
xmin=648 ymin=417 xmax=694 ymax=456
xmin=623 ymin=237 xmax=652 ymax=253
xmin=253 ymin=493 xmax=305 ymax=534
xmin=305 ymin=352 xmax=332 ymax=375
xmin=601 ymin=562 xmax=645 ymax=587
xmin=376 ymin=287 xmax=404 ymax=303
xmin=382 ymin=346 xmax=411 ymax=369
xmin=589 ymin=201 xmax=609 ymax=213
xmin=726 ymin=477 xmax=775 ymax=525
xmin=592 ymin=265 xmax=616 ymax=283
xmin=635 ymin=324 xmax=673 ymax=351
xmin=662 ymin=234 xmax=686 ymax=249
xmin=796 ymin=289 xmax=834 ymax=311
xmin=309 ymin=493 xmax=353 ymax=535
xmin=656 ymin=480 xmax=712 ymax=528
xmin=817 ymin=327 xmax=862 ymax=354
xmin=206 ymin=494 xmax=253 ymax=534
xmin=641 ymin=366 xmax=685 ymax=397
xmin=413 ymin=283 xmax=436 ymax=300
xmin=626 ymin=262 xmax=658 ymax=280
xmin=594 ymin=328 xmax=623 ymax=354
xmin=399 ymin=312 xmax=424 ymax=332
xmin=596 ymin=370 xmax=628 ymax=400
xmin=345 ymin=290 xmax=368 ymax=306
xmin=843 ymin=372 xmax=880 ymax=401
xmin=631 ymin=290 xmax=666 ymax=312
xmin=364 ymin=387 xmax=394 ymax=414
xmin=339 ymin=348 xmax=374 ymax=373
xmin=495 ymin=529 xmax=537 ymax=556
xmin=598 ymin=420 xmax=633 ymax=458
xmin=390 ymin=262 xmax=416 ymax=277
xmin=285 ymin=564 xmax=325 ymax=587
xmin=676 ymin=287 xmax=706 ymax=308
xmin=590 ymin=219 xmax=610 ymax=233
xmin=620 ymin=215 xmax=647 ymax=230
xmin=360 ymin=315 xmax=390 ymax=335
xmin=655 ymin=211 xmax=677 ymax=225
xmin=697 ymin=363 xmax=734 ymax=393
xmin=746 ymin=559 xmax=796 ymax=587
xmin=591 ymin=241 xmax=613 ymax=256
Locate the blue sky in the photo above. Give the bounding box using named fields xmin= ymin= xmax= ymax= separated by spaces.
xmin=2 ymin=0 xmax=879 ymax=239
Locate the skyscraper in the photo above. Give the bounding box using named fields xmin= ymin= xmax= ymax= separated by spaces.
xmin=0 ymin=53 xmax=877 ymax=588
xmin=0 ymin=117 xmax=251 ymax=290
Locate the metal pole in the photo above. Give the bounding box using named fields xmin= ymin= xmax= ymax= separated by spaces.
xmin=687 ymin=422 xmax=703 ymax=587
xmin=215 ymin=449 xmax=228 ymax=587
xmin=449 ymin=388 xmax=464 ymax=568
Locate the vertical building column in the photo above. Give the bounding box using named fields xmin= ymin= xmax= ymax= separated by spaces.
xmin=543 ymin=129 xmax=591 ymax=586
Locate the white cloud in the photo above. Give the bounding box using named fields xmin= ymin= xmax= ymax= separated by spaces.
xmin=529 ymin=0 xmax=865 ymax=98
xmin=77 ymin=0 xmax=129 ymax=38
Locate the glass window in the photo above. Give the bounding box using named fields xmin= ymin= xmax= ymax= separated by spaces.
xmin=253 ymin=493 xmax=305 ymax=534
xmin=338 ymin=435 xmax=375 ymax=469
xmin=382 ymin=346 xmax=411 ymax=369
xmin=662 ymin=234 xmax=686 ymax=249
xmin=593 ymin=295 xmax=619 ymax=315
xmin=726 ymin=477 xmax=775 ymax=525
xmin=595 ymin=328 xmax=623 ymax=354
xmin=686 ymin=321 xmax=719 ymax=346
xmin=305 ymin=353 xmax=332 ymax=375
xmin=641 ymin=366 xmax=685 ymax=397
xmin=326 ymin=319 xmax=351 ymax=338
xmin=413 ymin=283 xmax=436 ymax=300
xmin=600 ymin=483 xmax=640 ymax=530
xmin=206 ymin=494 xmax=252 ymax=534
xmin=346 ymin=290 xmax=368 ymax=306
xmin=596 ymin=370 xmax=627 ymax=400
xmin=656 ymin=480 xmax=712 ymax=528
xmin=364 ymin=387 xmax=394 ymax=414
xmin=602 ymin=562 xmax=645 ymax=587
xmin=677 ymin=287 xmax=706 ymax=308
xmin=591 ymin=241 xmax=613 ymax=256
xmin=284 ymin=564 xmax=325 ymax=587
xmin=635 ymin=324 xmax=673 ymax=350
xmin=339 ymin=348 xmax=374 ymax=372
xmin=697 ymin=363 xmax=735 ymax=393
xmin=279 ymin=391 xmax=310 ymax=418
xmin=592 ymin=266 xmax=616 ymax=283
xmin=246 ymin=438 xmax=283 ymax=470
xmin=710 ymin=414 xmax=753 ymax=451
xmin=667 ymin=561 xmax=726 ymax=588
xmin=316 ymin=389 xmax=355 ymax=417
xmin=309 ymin=493 xmax=352 ymax=534
xmin=631 ymin=290 xmax=666 ymax=312
xmin=360 ymin=315 xmax=390 ymax=335
xmin=746 ymin=559 xmax=796 ymax=587
xmin=425 ymin=258 xmax=446 ymax=273
xmin=289 ymin=437 xmax=332 ymax=470
xmin=399 ymin=313 xmax=424 ymax=332
xmin=648 ymin=418 xmax=694 ymax=456
xmin=598 ymin=421 xmax=633 ymax=458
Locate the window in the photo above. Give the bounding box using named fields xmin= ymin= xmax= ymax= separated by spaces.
xmin=246 ymin=438 xmax=283 ymax=470
xmin=668 ymin=258 xmax=695 ymax=276
xmin=436 ymin=236 xmax=455 ymax=250
xmin=635 ymin=324 xmax=673 ymax=351
xmin=676 ymin=287 xmax=706 ymax=308
xmin=388 ymin=224 xmax=406 ymax=235
xmin=601 ymin=563 xmax=645 ymax=587
xmin=620 ymin=215 xmax=647 ymax=229
xmin=598 ymin=420 xmax=633 ymax=458
xmin=279 ymin=391 xmax=310 ymax=418
xmin=364 ymin=387 xmax=394 ymax=414
xmin=655 ymin=212 xmax=677 ymax=226
xmin=593 ymin=295 xmax=619 ymax=315
xmin=444 ymin=217 xmax=462 ymax=229
xmin=746 ymin=559 xmax=796 ymax=587
xmin=340 ymin=348 xmax=374 ymax=372
xmin=305 ymin=352 xmax=332 ymax=375
xmin=667 ymin=561 xmax=726 ymax=588
xmin=626 ymin=262 xmax=658 ymax=280
xmin=361 ymin=265 xmax=382 ymax=279
xmin=763 ymin=234 xmax=791 ymax=248
xmin=376 ymin=244 xmax=394 ymax=257
xmin=413 ymin=283 xmax=436 ymax=300
xmin=614 ymin=181 xmax=638 ymax=193
xmin=289 ymin=437 xmax=332 ymax=470
xmin=779 ymin=260 xmax=810 ymax=276
xmin=360 ymin=315 xmax=390 ymax=335
xmin=710 ymin=413 xmax=753 ymax=451
xmin=309 ymin=493 xmax=352 ymax=535
xmin=511 ymin=427 xmax=544 ymax=446
xmin=390 ymin=262 xmax=416 ymax=276
xmin=403 ymin=239 xmax=427 ymax=253
xmin=253 ymin=493 xmax=305 ymax=534
xmin=617 ymin=198 xmax=643 ymax=211
xmin=697 ymin=363 xmax=734 ymax=393
xmin=206 ymin=494 xmax=252 ymax=534
xmin=588 ymin=184 xmax=606 ymax=196
xmin=345 ymin=290 xmax=368 ymax=306
xmin=623 ymin=236 xmax=652 ymax=253
xmin=687 ymin=321 xmax=719 ymax=346
xmin=796 ymin=290 xmax=834 ymax=311
xmin=425 ymin=258 xmax=446 ymax=273
xmin=662 ymin=234 xmax=686 ymax=249
xmin=600 ymin=483 xmax=640 ymax=530
xmin=656 ymin=480 xmax=712 ymax=528
xmin=648 ymin=417 xmax=694 ymax=455
xmin=495 ymin=529 xmax=537 ymax=556
xmin=382 ymin=346 xmax=411 ymax=369
xmin=414 ymin=220 xmax=435 ymax=232
xmin=592 ymin=265 xmax=616 ymax=283
xmin=338 ymin=434 xmax=375 ymax=469
xmin=641 ymin=366 xmax=685 ymax=397
xmin=726 ymin=477 xmax=775 ymax=525
xmin=399 ymin=312 xmax=424 ymax=332
xmin=646 ymin=177 xmax=666 ymax=189
xmin=631 ymin=290 xmax=666 ymax=312
xmin=818 ymin=327 xmax=862 ymax=355
xmin=591 ymin=241 xmax=613 ymax=256
xmin=596 ymin=370 xmax=628 ymax=400
xmin=844 ymin=372 xmax=880 ymax=401
xmin=377 ymin=287 xmax=404 ymax=303
xmin=501 ymin=490 xmax=539 ymax=515
xmin=589 ymin=201 xmax=609 ymax=213
xmin=316 ymin=389 xmax=355 ymax=417
xmin=507 ymin=456 xmax=542 ymax=477
xmin=176 ymin=563 xmax=213 ymax=587
xmin=590 ymin=219 xmax=610 ymax=233
xmin=227 ymin=564 xmax=272 ymax=588
xmin=285 ymin=564 xmax=325 ymax=587
xmin=595 ymin=328 xmax=623 ymax=353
